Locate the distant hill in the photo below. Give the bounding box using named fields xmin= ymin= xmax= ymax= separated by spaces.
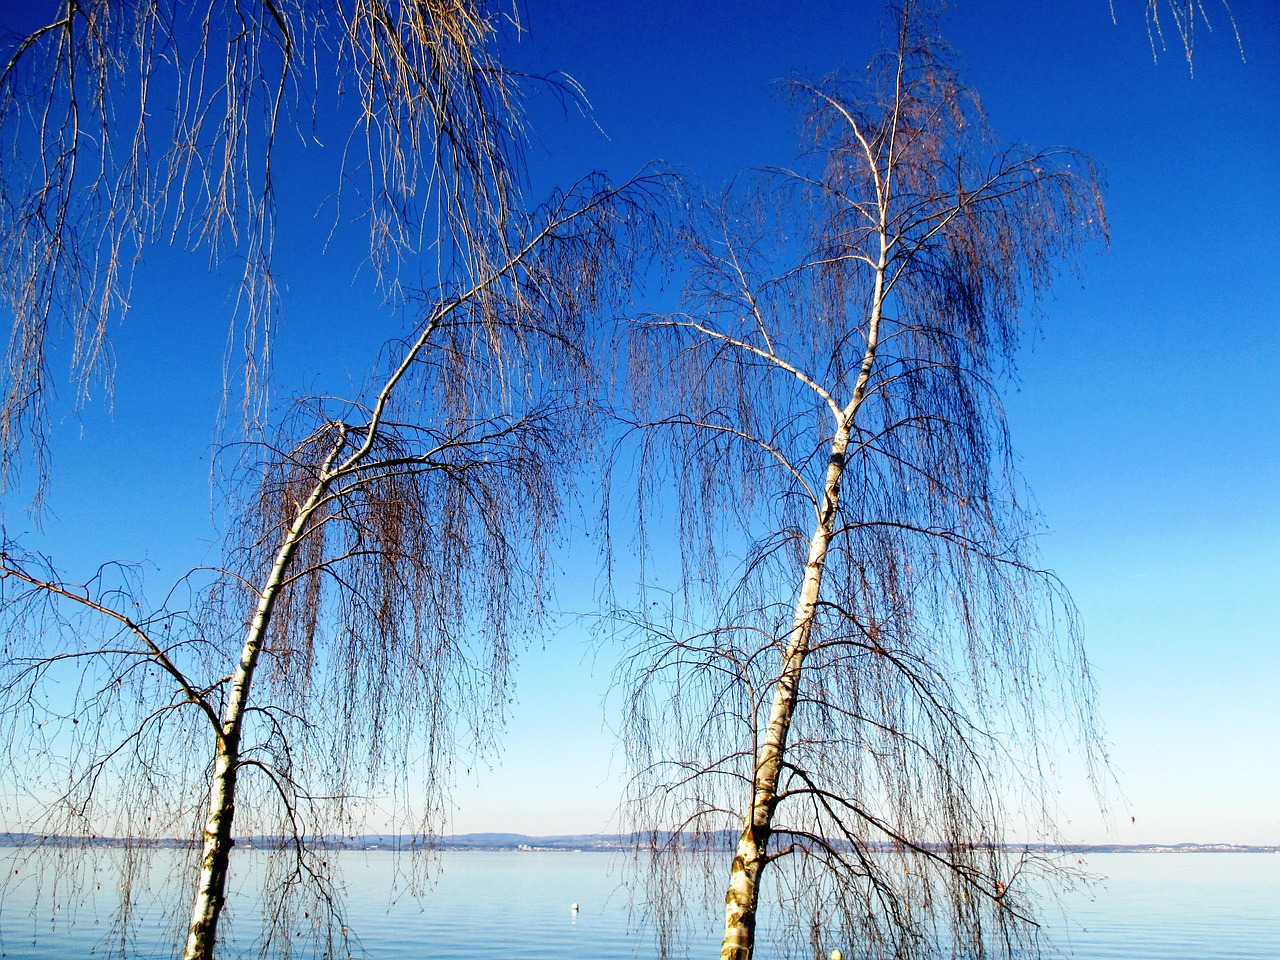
xmin=3 ymin=831 xmax=1276 ymax=854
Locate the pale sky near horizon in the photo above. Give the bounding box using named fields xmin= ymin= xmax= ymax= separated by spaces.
xmin=4 ymin=0 xmax=1277 ymax=846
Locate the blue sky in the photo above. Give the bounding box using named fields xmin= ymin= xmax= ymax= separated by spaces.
xmin=7 ymin=1 xmax=1278 ymax=844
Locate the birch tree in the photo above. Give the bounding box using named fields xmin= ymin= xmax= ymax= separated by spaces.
xmin=619 ymin=4 xmax=1106 ymax=959
xmin=0 ymin=1 xmax=664 ymax=957
xmin=0 ymin=170 xmax=658 ymax=958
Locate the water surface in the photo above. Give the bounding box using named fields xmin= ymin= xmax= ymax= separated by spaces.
xmin=1 ymin=849 xmax=1276 ymax=958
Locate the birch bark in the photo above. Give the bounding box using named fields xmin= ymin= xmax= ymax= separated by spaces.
xmin=718 ymin=429 xmax=848 ymax=960
xmin=181 ymin=443 xmax=343 ymax=960
xmin=718 ymin=229 xmax=887 ymax=960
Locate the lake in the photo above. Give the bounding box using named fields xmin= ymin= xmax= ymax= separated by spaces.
xmin=1 ymin=849 xmax=1277 ymax=958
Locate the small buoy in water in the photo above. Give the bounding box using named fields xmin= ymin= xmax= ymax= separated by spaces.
xmin=571 ymin=902 xmax=579 ymax=913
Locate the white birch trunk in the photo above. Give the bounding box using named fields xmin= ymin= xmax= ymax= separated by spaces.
xmin=180 ymin=457 xmax=339 ymax=960
xmin=182 ymin=737 xmax=241 ymax=958
xmin=719 ymin=219 xmax=887 ymax=960
xmin=719 ymin=428 xmax=850 ymax=960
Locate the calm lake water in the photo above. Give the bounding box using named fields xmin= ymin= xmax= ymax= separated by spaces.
xmin=0 ymin=849 xmax=1276 ymax=959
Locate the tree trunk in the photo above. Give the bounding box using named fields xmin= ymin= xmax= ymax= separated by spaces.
xmin=719 ymin=224 xmax=886 ymax=959
xmin=176 ymin=337 xmax=416 ymax=958
xmin=182 ymin=740 xmax=241 ymax=959
xmin=179 ymin=454 xmax=339 ymax=960
xmin=719 ymin=429 xmax=850 ymax=960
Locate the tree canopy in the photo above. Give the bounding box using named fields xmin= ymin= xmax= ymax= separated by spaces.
xmin=617 ymin=4 xmax=1107 ymax=957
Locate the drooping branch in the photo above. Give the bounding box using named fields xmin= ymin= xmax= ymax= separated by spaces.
xmin=0 ymin=0 xmax=533 ymax=498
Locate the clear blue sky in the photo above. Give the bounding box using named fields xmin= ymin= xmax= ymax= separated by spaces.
xmin=10 ymin=1 xmax=1278 ymax=844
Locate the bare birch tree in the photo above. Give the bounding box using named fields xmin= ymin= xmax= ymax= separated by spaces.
xmin=0 ymin=169 xmax=658 ymax=959
xmin=618 ymin=4 xmax=1107 ymax=959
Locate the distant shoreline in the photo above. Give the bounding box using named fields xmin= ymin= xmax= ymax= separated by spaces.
xmin=3 ymin=832 xmax=1276 ymax=854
